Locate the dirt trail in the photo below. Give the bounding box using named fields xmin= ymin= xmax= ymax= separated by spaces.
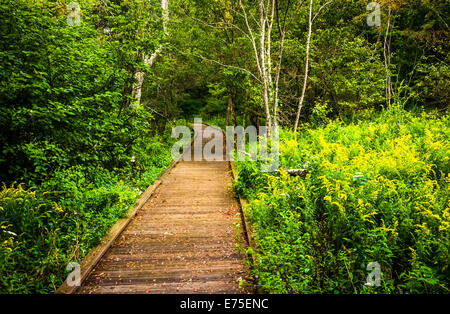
xmin=78 ymin=124 xmax=248 ymax=293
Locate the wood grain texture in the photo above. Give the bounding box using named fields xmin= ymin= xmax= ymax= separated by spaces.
xmin=77 ymin=124 xmax=248 ymax=294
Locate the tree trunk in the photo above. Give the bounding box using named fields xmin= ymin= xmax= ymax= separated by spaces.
xmin=132 ymin=0 xmax=168 ymax=106
xmin=266 ymin=0 xmax=276 ymax=126
xmin=250 ymin=113 xmax=261 ymax=135
xmin=273 ymin=0 xmax=288 ymax=128
xmin=225 ymin=99 xmax=230 ymax=126
xmin=259 ymin=0 xmax=272 ymax=133
xmin=226 ymin=90 xmax=232 ymax=126
xmin=294 ymin=0 xmax=313 ymax=133
xmin=131 ymin=70 xmax=145 ymax=107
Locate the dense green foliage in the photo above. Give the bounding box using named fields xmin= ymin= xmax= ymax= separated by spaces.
xmin=0 ymin=0 xmax=176 ymax=293
xmin=0 ymin=0 xmax=448 ymax=294
xmin=167 ymin=0 xmax=449 ymax=293
xmin=235 ymin=109 xmax=449 ymax=293
xmin=151 ymin=0 xmax=449 ymax=125
xmin=0 ymin=0 xmax=164 ymax=184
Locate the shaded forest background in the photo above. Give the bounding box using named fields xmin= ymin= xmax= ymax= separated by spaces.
xmin=0 ymin=0 xmax=448 ymax=293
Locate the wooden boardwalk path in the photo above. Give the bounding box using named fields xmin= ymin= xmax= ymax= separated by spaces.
xmin=78 ymin=125 xmax=248 ymax=293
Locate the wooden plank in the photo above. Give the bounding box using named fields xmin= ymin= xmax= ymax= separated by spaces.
xmin=56 ymin=127 xmax=199 ymax=294
xmin=72 ymin=124 xmax=248 ymax=294
xmin=78 ymin=280 xmax=240 ymax=294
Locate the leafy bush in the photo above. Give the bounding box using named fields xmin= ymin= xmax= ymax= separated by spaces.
xmin=0 ymin=123 xmax=179 ymax=294
xmin=0 ymin=1 xmax=182 ymax=293
xmin=0 ymin=134 xmax=176 ymax=293
xmin=0 ymin=184 xmax=75 ymax=293
xmin=0 ymin=178 xmax=138 ymax=293
xmin=235 ymin=110 xmax=449 ymax=293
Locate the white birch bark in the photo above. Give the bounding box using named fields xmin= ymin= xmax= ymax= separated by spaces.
xmin=294 ymin=0 xmax=313 ymax=133
xmin=132 ymin=0 xmax=169 ymax=107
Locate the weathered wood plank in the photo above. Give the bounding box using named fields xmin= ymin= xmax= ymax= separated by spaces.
xmin=73 ymin=124 xmax=248 ymax=294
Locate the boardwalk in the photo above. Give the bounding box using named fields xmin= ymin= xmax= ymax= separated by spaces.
xmin=78 ymin=125 xmax=247 ymax=293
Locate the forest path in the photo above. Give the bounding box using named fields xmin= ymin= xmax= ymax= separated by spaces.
xmin=78 ymin=124 xmax=248 ymax=293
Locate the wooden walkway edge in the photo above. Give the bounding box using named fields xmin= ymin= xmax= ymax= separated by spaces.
xmin=56 ymin=180 xmax=162 ymax=294
xmin=57 ymin=124 xmax=249 ymax=294
xmin=56 ymin=134 xmax=194 ymax=294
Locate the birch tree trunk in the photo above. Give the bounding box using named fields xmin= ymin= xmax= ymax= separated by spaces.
xmin=238 ymin=0 xmax=293 ymax=132
xmin=294 ymin=0 xmax=313 ymax=133
xmin=266 ymin=0 xmax=276 ymax=127
xmin=259 ymin=0 xmax=273 ymax=132
xmin=132 ymin=0 xmax=169 ymax=107
xmin=272 ymin=0 xmax=289 ymax=128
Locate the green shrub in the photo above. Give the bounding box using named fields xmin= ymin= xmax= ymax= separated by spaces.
xmin=0 ymin=184 xmax=73 ymax=293
xmin=236 ymin=110 xmax=449 ymax=293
